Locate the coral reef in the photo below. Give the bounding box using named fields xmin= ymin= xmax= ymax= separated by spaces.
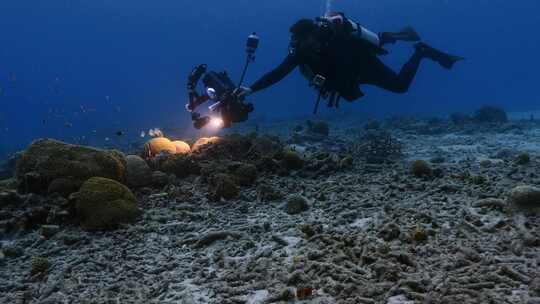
xmin=172 ymin=140 xmax=191 ymax=154
xmin=281 ymin=150 xmax=305 ymax=171
xmin=16 ymin=139 xmax=126 ymax=194
xmin=208 ymin=173 xmax=239 ymax=200
xmin=143 ymin=137 xmax=177 ymax=158
xmin=231 ymin=163 xmax=258 ymax=186
xmin=158 ymin=154 xmax=200 ymax=178
xmin=47 ymin=178 xmax=83 ymax=198
xmin=256 ymin=183 xmax=283 ymax=202
xmin=473 ymin=106 xmax=508 ymax=123
xmin=74 ymin=177 xmax=140 ymax=230
xmin=449 ymin=112 xmax=471 ymax=125
xmin=30 ymin=256 xmax=50 ymax=276
xmin=508 ymin=185 xmax=540 ymax=207
xmin=516 ymin=153 xmax=531 ymax=165
xmin=0 ymin=152 xmax=21 ymax=179
xmin=350 ymin=130 xmax=403 ymax=164
xmin=410 ymin=160 xmax=432 ymax=177
xmin=191 ymin=137 xmax=221 ymax=152
xmin=125 ymin=155 xmax=152 ymax=188
xmin=4 ymin=115 xmax=540 ymax=304
xmin=307 ymin=120 xmax=330 ymax=136
xmin=285 ymin=195 xmax=309 ymax=214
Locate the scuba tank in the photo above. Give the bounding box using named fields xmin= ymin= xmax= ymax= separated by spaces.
xmin=300 ymin=12 xmax=421 ymax=114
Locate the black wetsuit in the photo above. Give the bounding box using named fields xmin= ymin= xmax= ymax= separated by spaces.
xmin=250 ymin=31 xmax=423 ymax=101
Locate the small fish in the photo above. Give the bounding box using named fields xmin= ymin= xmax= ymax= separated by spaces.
xmin=116 ymin=131 xmax=124 ymax=136
xmin=64 ymin=122 xmax=73 ymax=128
xmin=149 ymin=128 xmax=163 ymax=138
xmin=140 ymin=131 xmax=146 ymax=138
xmin=105 ymin=137 xmax=110 ymax=141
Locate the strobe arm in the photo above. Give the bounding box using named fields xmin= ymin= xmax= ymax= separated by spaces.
xmin=187 ymin=64 xmax=208 ymax=112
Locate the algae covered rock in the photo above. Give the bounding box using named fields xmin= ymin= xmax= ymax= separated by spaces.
xmin=151 ymin=171 xmax=169 ymax=188
xmin=47 ymin=178 xmax=83 ymax=197
xmin=285 ymin=195 xmax=309 ymax=214
xmin=339 ymin=155 xmax=354 ymax=169
xmin=208 ymin=174 xmax=239 ymax=200
xmin=232 ymin=163 xmax=258 ymax=186
xmin=281 ymin=150 xmax=304 ymax=171
xmin=410 ymin=160 xmax=432 ymax=177
xmin=16 ymin=139 xmax=126 ymax=194
xmin=125 ymin=155 xmax=152 ymax=188
xmin=257 ymin=184 xmax=283 ymax=202
xmin=30 ymin=256 xmax=50 ymax=276
xmin=0 ymin=178 xmax=17 ymax=190
xmin=0 ymin=189 xmax=20 ymax=207
xmin=307 ymin=120 xmax=330 ymax=136
xmin=515 ymin=153 xmax=531 ymax=165
xmin=472 ymin=106 xmax=508 ymax=123
xmin=508 ymin=185 xmax=540 ymax=207
xmin=250 ymin=135 xmax=283 ymax=158
xmin=74 ymin=177 xmax=140 ymax=230
xmin=159 ymin=154 xmax=200 ymax=178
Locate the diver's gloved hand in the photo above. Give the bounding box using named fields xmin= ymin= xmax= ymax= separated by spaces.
xmin=233 ymin=86 xmax=253 ymax=99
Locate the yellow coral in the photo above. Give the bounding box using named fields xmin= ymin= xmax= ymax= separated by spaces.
xmin=143 ymin=138 xmax=177 ymax=157
xmin=172 ymin=140 xmax=191 ymax=154
xmin=192 ymin=137 xmax=221 ymax=152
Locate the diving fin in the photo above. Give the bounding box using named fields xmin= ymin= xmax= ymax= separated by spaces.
xmin=414 ymin=42 xmax=464 ymax=70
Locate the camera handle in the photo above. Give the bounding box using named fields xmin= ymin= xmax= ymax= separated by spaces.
xmin=237 ymin=33 xmax=259 ymax=88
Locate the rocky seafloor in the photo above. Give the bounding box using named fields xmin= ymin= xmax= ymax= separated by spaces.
xmin=2 ymin=110 xmax=540 ymax=304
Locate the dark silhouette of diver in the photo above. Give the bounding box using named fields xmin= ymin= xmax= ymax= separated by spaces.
xmin=235 ymin=13 xmax=463 ymax=109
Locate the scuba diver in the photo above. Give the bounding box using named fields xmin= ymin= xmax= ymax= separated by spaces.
xmin=235 ymin=12 xmax=464 ymax=112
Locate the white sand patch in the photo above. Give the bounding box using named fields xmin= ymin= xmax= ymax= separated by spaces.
xmin=282 ymin=236 xmax=302 ymax=263
xmin=160 ymin=279 xmax=210 ymax=304
xmin=350 ymin=217 xmax=372 ymax=229
xmin=387 ymin=294 xmax=414 ymax=304
xmin=246 ymin=290 xmax=270 ymax=304
xmin=288 ymin=144 xmax=307 ymax=154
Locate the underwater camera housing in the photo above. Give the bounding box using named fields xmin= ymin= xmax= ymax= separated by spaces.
xmin=187 ymin=33 xmax=259 ymax=130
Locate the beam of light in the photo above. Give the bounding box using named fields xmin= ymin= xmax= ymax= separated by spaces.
xmin=209 ymin=117 xmax=224 ymax=129
xmin=325 ymin=0 xmax=334 ymax=15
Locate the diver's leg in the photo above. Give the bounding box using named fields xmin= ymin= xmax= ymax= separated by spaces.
xmin=414 ymin=42 xmax=464 ymax=70
xmin=360 ymin=52 xmax=423 ymax=94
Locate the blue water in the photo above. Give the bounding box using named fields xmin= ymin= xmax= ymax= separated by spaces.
xmin=1 ymin=0 xmax=539 ymax=158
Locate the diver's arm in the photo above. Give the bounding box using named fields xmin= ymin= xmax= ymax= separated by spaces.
xmin=249 ymin=53 xmax=299 ymax=93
